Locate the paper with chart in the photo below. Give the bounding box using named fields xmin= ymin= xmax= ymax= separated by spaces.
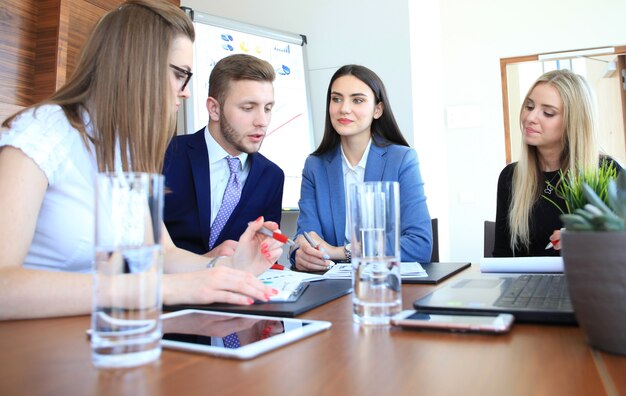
xmin=258 ymin=269 xmax=324 ymax=301
xmin=323 ymin=262 xmax=428 ymax=279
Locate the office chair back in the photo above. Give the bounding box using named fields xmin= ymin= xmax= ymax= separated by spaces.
xmin=484 ymin=220 xmax=495 ymax=257
xmin=430 ymin=218 xmax=439 ymax=263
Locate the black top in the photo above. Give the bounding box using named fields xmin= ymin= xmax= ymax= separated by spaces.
xmin=493 ymin=163 xmax=564 ymax=257
xmin=493 ymin=158 xmax=622 ymax=257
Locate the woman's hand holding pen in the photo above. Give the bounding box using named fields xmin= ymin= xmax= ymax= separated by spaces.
xmin=545 ymin=229 xmax=563 ymax=251
xmin=294 ymin=231 xmax=337 ymax=271
xmin=174 ymin=217 xmax=282 ymax=305
xmin=230 ymin=216 xmax=284 ymax=276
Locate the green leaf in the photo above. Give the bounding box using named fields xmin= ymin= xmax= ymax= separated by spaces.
xmin=582 ymin=184 xmax=613 ymax=215
xmin=560 ymin=213 xmax=594 ymax=230
xmin=572 ymin=208 xmax=595 ymax=222
xmin=609 ymin=172 xmax=626 ymax=218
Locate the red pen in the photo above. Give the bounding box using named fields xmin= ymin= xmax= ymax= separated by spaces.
xmin=545 ymin=240 xmax=559 ymax=250
xmin=253 ymin=224 xmax=298 ymax=247
xmin=270 ymin=263 xmax=285 ymax=270
xmin=546 ymin=228 xmax=564 ymax=250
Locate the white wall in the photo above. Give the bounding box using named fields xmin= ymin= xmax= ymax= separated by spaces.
xmin=182 ymin=0 xmax=626 ymax=264
xmin=181 ymin=0 xmax=413 ymax=147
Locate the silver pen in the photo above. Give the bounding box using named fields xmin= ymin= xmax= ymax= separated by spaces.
xmin=303 ymin=231 xmax=331 ymax=260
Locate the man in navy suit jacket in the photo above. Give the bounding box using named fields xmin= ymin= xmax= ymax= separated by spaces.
xmin=163 ymin=54 xmax=284 ymax=256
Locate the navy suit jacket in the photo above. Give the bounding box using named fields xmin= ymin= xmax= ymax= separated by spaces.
xmin=163 ymin=129 xmax=285 ymax=254
xmin=295 ymin=143 xmax=432 ymax=263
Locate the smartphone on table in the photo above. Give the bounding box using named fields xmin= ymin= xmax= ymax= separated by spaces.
xmin=391 ymin=310 xmax=514 ymax=334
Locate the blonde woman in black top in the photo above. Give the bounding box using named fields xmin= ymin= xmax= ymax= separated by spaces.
xmin=493 ymin=69 xmax=616 ymax=257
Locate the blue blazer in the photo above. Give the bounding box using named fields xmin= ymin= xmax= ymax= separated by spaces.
xmin=163 ymin=129 xmax=285 ymax=254
xmin=295 ymin=143 xmax=432 ymax=263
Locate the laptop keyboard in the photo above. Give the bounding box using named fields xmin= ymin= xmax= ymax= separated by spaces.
xmin=494 ymin=274 xmax=573 ymax=310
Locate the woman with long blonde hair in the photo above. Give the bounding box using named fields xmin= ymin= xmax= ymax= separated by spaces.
xmin=493 ymin=69 xmax=616 ymax=256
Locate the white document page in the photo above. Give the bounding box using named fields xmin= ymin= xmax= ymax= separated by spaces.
xmin=480 ymin=257 xmax=564 ymax=273
xmin=323 ymin=262 xmax=428 ymax=279
xmin=258 ymin=269 xmax=324 ymax=301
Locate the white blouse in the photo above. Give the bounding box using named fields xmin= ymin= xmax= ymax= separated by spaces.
xmin=340 ymin=139 xmax=371 ymax=243
xmin=0 ymin=105 xmax=98 ymax=273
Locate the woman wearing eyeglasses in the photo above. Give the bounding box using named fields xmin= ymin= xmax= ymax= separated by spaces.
xmin=0 ymin=0 xmax=282 ymax=320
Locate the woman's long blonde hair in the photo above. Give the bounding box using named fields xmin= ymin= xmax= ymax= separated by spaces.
xmin=2 ymin=0 xmax=194 ymax=173
xmin=509 ymin=69 xmax=598 ymax=251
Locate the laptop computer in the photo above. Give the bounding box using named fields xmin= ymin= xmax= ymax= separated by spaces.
xmin=413 ymin=273 xmax=576 ymax=324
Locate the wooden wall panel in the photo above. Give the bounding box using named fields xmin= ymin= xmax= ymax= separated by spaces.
xmin=0 ymin=0 xmax=37 ymax=121
xmin=1 ymin=0 xmax=181 ymax=123
xmin=56 ymin=0 xmax=122 ymax=93
xmin=33 ymin=0 xmax=62 ymax=104
xmin=60 ymin=0 xmax=179 ymax=86
xmin=33 ymin=0 xmax=123 ymax=102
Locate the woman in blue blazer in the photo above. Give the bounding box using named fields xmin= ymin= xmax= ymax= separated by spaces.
xmin=292 ymin=65 xmax=432 ymax=270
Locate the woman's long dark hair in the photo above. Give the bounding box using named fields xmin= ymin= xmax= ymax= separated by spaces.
xmin=313 ymin=64 xmax=409 ymax=155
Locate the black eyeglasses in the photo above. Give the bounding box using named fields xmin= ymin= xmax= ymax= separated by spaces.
xmin=169 ymin=64 xmax=193 ymax=92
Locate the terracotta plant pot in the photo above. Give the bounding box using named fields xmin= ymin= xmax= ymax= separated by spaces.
xmin=561 ymin=231 xmax=626 ymax=355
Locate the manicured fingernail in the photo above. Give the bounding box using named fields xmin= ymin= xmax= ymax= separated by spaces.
xmin=261 ymin=242 xmax=268 ymax=250
xmin=246 ymin=298 xmax=254 ymax=305
xmin=272 ymin=288 xmax=279 ymax=295
xmin=256 ymin=216 xmax=263 ymax=222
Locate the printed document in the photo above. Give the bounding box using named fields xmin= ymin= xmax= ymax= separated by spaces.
xmin=323 ymin=262 xmax=428 ymax=279
xmin=480 ymin=257 xmax=563 ymax=273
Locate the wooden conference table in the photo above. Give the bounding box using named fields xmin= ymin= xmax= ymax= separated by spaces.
xmin=1 ymin=266 xmax=624 ymax=396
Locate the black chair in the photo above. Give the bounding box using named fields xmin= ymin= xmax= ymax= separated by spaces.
xmin=430 ymin=218 xmax=439 ymax=263
xmin=484 ymin=220 xmax=495 ymax=257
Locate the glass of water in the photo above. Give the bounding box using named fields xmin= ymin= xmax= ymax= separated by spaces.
xmin=349 ymin=181 xmax=401 ymax=325
xmin=92 ymin=172 xmax=164 ymax=368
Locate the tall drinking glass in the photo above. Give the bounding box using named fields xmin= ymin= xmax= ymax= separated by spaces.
xmin=349 ymin=181 xmax=401 ymax=325
xmin=92 ymin=172 xmax=164 ymax=368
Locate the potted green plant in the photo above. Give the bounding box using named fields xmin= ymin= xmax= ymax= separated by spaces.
xmin=542 ymin=159 xmax=618 ymax=214
xmin=559 ymin=168 xmax=626 ymax=355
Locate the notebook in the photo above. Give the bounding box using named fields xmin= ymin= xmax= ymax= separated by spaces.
xmin=405 ymin=262 xmax=472 ymax=284
xmin=321 ymin=262 xmax=470 ymax=284
xmin=164 ymin=279 xmax=352 ymax=318
xmin=258 ymin=269 xmax=325 ymax=302
xmin=480 ymin=257 xmax=563 ymax=273
xmin=323 ymin=262 xmax=428 ymax=280
xmin=413 ymin=273 xmax=575 ymax=324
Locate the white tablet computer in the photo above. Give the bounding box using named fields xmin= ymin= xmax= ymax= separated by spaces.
xmin=161 ymin=310 xmax=331 ymax=360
